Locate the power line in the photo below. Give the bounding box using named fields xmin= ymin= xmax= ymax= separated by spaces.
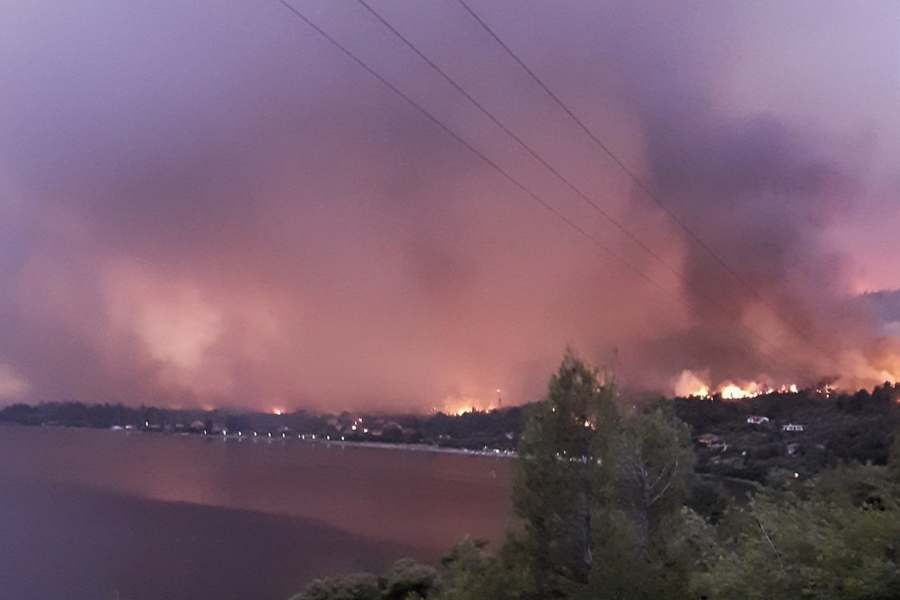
xmin=271 ymin=2 xmax=651 ymax=288
xmin=350 ymin=0 xmax=797 ymax=361
xmin=271 ymin=0 xmax=785 ymax=369
xmin=354 ymin=0 xmax=730 ymax=327
xmin=455 ymin=0 xmax=832 ymax=363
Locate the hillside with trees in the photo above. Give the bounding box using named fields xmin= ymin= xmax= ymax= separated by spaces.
xmin=675 ymin=384 xmax=900 ymax=483
xmin=288 ymin=354 xmax=900 ymax=600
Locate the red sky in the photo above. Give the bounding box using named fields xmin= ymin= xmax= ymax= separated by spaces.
xmin=0 ymin=1 xmax=899 ymax=411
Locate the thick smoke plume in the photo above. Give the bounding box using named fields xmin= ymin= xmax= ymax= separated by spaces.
xmin=0 ymin=0 xmax=897 ymax=410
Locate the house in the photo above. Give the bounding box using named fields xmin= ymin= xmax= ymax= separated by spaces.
xmin=747 ymin=415 xmax=769 ymax=425
xmin=782 ymin=423 xmax=804 ymax=432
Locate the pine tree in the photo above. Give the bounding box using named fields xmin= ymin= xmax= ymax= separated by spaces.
xmin=512 ymin=351 xmax=618 ymax=596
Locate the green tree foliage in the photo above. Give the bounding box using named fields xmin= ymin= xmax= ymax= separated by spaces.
xmin=509 ymin=352 xmax=699 ymax=599
xmin=699 ymin=464 xmax=900 ymax=600
xmin=291 ymin=572 xmax=381 ymax=600
xmin=613 ymin=405 xmax=695 ymax=552
xmin=512 ymin=352 xmax=619 ymax=596
xmin=380 ymin=558 xmax=437 ymax=600
xmin=291 ymin=559 xmax=438 ymax=600
xmin=436 ymin=537 xmax=532 ymax=600
xmin=586 ymin=405 xmax=698 ymax=600
xmin=289 ymin=356 xmax=900 ymax=600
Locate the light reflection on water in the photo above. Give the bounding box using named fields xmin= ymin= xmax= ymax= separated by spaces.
xmin=0 ymin=425 xmax=512 ymax=600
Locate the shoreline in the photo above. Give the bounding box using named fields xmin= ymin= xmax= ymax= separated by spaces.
xmin=3 ymin=422 xmax=518 ymax=458
xmin=115 ymin=427 xmax=519 ymax=459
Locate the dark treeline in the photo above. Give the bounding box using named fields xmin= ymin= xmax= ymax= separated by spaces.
xmin=2 ymin=380 xmax=899 ymax=465
xmin=0 ymin=400 xmax=525 ymax=451
xmin=290 ymin=356 xmax=900 ymax=600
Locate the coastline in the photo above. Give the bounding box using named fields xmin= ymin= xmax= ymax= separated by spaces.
xmin=114 ymin=427 xmax=519 ymax=459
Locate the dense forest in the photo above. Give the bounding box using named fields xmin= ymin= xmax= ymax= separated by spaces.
xmin=288 ymin=355 xmax=900 ymax=600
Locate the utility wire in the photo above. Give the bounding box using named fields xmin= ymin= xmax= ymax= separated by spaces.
xmin=455 ymin=0 xmax=832 ymax=363
xmin=272 ymin=0 xmax=784 ymax=370
xmin=351 ymin=0 xmax=795 ymax=361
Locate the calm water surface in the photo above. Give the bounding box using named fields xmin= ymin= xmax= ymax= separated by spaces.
xmin=0 ymin=425 xmax=512 ymax=600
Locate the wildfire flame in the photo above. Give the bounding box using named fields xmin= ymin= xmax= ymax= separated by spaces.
xmin=441 ymin=397 xmax=481 ymax=416
xmin=674 ymin=370 xmax=798 ymax=399
xmin=440 ymin=393 xmax=502 ymax=416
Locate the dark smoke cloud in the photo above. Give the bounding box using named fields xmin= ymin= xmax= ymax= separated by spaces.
xmin=637 ymin=109 xmax=863 ymax=385
xmin=0 ymin=0 xmax=897 ymax=409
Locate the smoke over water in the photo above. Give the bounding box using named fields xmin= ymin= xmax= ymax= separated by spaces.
xmin=0 ymin=1 xmax=898 ymax=410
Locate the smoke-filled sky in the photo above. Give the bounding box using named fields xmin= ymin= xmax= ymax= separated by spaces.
xmin=1 ymin=0 xmax=899 ymax=411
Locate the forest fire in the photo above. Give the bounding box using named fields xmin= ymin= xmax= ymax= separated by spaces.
xmin=718 ymin=382 xmax=799 ymax=399
xmin=674 ymin=370 xmax=799 ymax=400
xmin=441 ymin=397 xmax=482 ymax=416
